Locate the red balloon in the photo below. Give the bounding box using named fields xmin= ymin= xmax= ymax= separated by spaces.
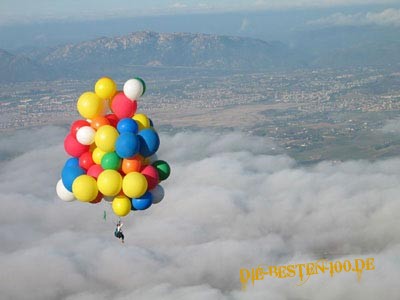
xmin=105 ymin=113 xmax=119 ymax=127
xmin=141 ymin=165 xmax=159 ymax=190
xmin=70 ymin=120 xmax=90 ymax=138
xmin=79 ymin=151 xmax=95 ymax=170
xmin=111 ymin=92 xmax=137 ymax=119
xmin=90 ymin=192 xmax=103 ymax=204
xmin=64 ymin=134 xmax=90 ymax=157
xmin=87 ymin=164 xmax=103 ymax=179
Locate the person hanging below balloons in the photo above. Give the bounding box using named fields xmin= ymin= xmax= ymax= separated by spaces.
xmin=114 ymin=220 xmax=124 ymax=243
xmin=56 ymin=76 xmax=171 ymax=242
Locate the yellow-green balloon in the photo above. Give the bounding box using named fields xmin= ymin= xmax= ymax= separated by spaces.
xmin=95 ymin=125 xmax=119 ymax=152
xmin=92 ymin=147 xmax=106 ymax=165
xmin=112 ymin=195 xmax=131 ymax=217
xmin=132 ymin=113 xmax=150 ymax=131
xmin=77 ymin=92 xmax=104 ymax=119
xmin=97 ymin=170 xmax=122 ymax=196
xmin=72 ymin=175 xmax=98 ymax=202
xmin=122 ymin=172 xmax=148 ymax=198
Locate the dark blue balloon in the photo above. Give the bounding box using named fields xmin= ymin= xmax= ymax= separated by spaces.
xmin=115 ymin=132 xmax=140 ymax=158
xmin=131 ymin=192 xmax=153 ymax=210
xmin=149 ymin=118 xmax=154 ymax=127
xmin=117 ymin=118 xmax=138 ymax=134
xmin=61 ymin=166 xmax=85 ymax=192
xmin=138 ymin=129 xmax=160 ymax=157
xmin=64 ymin=157 xmax=79 ymax=168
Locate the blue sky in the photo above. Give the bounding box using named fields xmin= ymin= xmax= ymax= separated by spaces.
xmin=0 ymin=0 xmax=398 ymax=25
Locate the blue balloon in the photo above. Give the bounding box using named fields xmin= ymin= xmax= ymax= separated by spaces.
xmin=61 ymin=166 xmax=85 ymax=192
xmin=138 ymin=129 xmax=160 ymax=157
xmin=64 ymin=157 xmax=79 ymax=168
xmin=117 ymin=118 xmax=138 ymax=134
xmin=149 ymin=118 xmax=154 ymax=127
xmin=131 ymin=192 xmax=153 ymax=210
xmin=115 ymin=132 xmax=140 ymax=158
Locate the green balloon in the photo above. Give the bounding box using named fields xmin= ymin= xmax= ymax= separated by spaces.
xmin=101 ymin=152 xmax=121 ymax=170
xmin=152 ymin=160 xmax=170 ymax=181
xmin=135 ymin=77 xmax=146 ymax=96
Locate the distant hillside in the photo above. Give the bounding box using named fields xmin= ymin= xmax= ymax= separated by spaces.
xmin=0 ymin=49 xmax=46 ymax=83
xmin=0 ymin=31 xmax=300 ymax=82
xmin=1 ymin=29 xmax=400 ymax=83
xmin=35 ymin=31 xmax=294 ymax=73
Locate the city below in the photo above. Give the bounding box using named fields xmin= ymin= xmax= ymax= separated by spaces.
xmin=1 ymin=66 xmax=400 ymax=163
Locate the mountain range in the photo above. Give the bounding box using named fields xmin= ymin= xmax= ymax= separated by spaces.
xmin=0 ymin=49 xmax=47 ymax=82
xmin=2 ymin=31 xmax=297 ymax=82
xmin=1 ymin=30 xmax=399 ymax=82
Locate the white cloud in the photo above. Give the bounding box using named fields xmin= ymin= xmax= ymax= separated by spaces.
xmin=0 ymin=127 xmax=399 ymax=299
xmin=308 ymin=8 xmax=400 ymax=27
xmin=239 ymin=17 xmax=250 ymax=32
xmin=253 ymin=0 xmax=398 ymax=10
xmin=171 ymin=2 xmax=188 ymax=9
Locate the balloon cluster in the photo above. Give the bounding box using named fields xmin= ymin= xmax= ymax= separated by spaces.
xmin=56 ymin=77 xmax=171 ymax=217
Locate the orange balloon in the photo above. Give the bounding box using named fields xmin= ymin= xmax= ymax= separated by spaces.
xmin=122 ymin=156 xmax=142 ymax=174
xmin=91 ymin=116 xmax=110 ymax=130
xmin=89 ymin=142 xmax=97 ymax=152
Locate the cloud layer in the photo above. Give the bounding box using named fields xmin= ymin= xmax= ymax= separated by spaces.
xmin=0 ymin=127 xmax=399 ymax=299
xmin=308 ymin=8 xmax=400 ymax=27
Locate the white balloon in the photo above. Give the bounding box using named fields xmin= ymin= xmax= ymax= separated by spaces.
xmin=76 ymin=126 xmax=95 ymax=145
xmin=56 ymin=179 xmax=75 ymax=202
xmin=123 ymin=78 xmax=143 ymax=101
xmin=150 ymin=185 xmax=164 ymax=204
xmin=103 ymin=196 xmax=114 ymax=202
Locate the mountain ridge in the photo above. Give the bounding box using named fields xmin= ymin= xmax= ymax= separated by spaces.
xmin=0 ymin=49 xmax=46 ymax=83
xmin=37 ymin=31 xmax=293 ymax=71
xmin=0 ymin=31 xmax=298 ymax=82
xmin=1 ymin=29 xmax=399 ymax=83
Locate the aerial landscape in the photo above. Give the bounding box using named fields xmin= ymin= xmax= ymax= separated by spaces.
xmin=0 ymin=1 xmax=399 ymax=299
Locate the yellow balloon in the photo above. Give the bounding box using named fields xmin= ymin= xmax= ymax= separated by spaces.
xmin=97 ymin=170 xmax=122 ymax=196
xmin=95 ymin=77 xmax=117 ymax=100
xmin=92 ymin=147 xmax=106 ymax=165
xmin=72 ymin=175 xmax=98 ymax=202
xmin=122 ymin=172 xmax=148 ymax=198
xmin=95 ymin=125 xmax=119 ymax=152
xmin=112 ymin=195 xmax=131 ymax=217
xmin=132 ymin=113 xmax=150 ymax=131
xmin=77 ymin=92 xmax=104 ymax=119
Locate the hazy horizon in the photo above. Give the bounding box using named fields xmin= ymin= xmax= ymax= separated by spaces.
xmin=1 ymin=0 xmax=398 ymax=25
xmin=1 ymin=3 xmax=400 ymax=50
